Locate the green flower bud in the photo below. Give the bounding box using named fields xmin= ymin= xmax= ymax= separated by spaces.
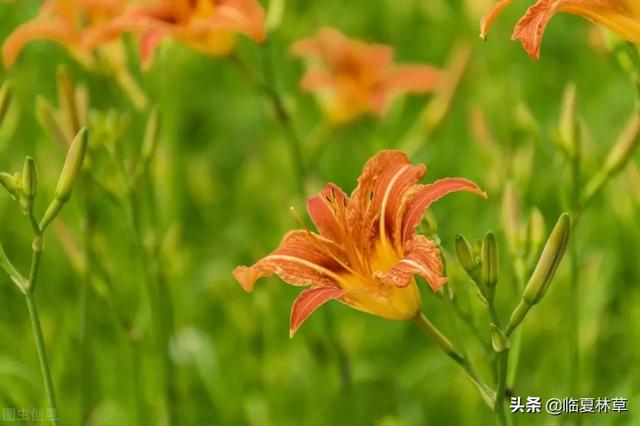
xmin=513 ymin=102 xmax=537 ymax=137
xmin=21 ymin=157 xmax=38 ymax=203
xmin=482 ymin=232 xmax=498 ymax=289
xmin=54 ymin=128 xmax=88 ymax=203
xmin=501 ymin=182 xmax=521 ymax=255
xmin=529 ymin=208 xmax=546 ymax=254
xmin=0 ymin=172 xmax=19 ymax=200
xmin=604 ymin=113 xmax=640 ymax=176
xmin=555 ymin=83 xmax=580 ymax=157
xmin=0 ymin=81 xmax=11 ymax=128
xmin=455 ymin=234 xmax=477 ymax=275
xmin=142 ymin=106 xmax=160 ymax=163
xmin=36 ymin=96 xmax=69 ymax=147
xmin=57 ymin=66 xmax=80 ymax=138
xmin=39 ymin=128 xmax=88 ymax=231
xmin=522 ymin=213 xmax=571 ymax=305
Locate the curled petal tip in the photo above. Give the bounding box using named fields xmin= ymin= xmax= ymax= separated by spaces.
xmin=432 ymin=276 xmax=448 ymax=292
xmin=289 ymin=286 xmax=344 ymax=337
xmin=233 ymin=266 xmax=257 ymax=292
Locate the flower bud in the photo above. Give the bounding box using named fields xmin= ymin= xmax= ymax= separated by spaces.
xmin=501 ymin=182 xmax=521 ymax=255
xmin=0 ymin=81 xmax=11 ymax=128
xmin=455 ymin=234 xmax=477 ymax=275
xmin=54 ymin=127 xmax=88 ymax=203
xmin=141 ymin=106 xmax=160 ymax=163
xmin=36 ymin=96 xmax=69 ymax=147
xmin=603 ymin=113 xmax=640 ymax=176
xmin=0 ymin=172 xmax=19 ymax=200
xmin=513 ymin=102 xmax=537 ymax=137
xmin=57 ymin=66 xmax=80 ymax=138
xmin=522 ymin=213 xmax=571 ymax=305
xmin=39 ymin=128 xmax=88 ymax=231
xmin=529 ymin=208 xmax=546 ymax=254
xmin=482 ymin=232 xmax=498 ymax=289
xmin=21 ymin=157 xmax=38 ymax=203
xmin=555 ymin=83 xmax=580 ymax=157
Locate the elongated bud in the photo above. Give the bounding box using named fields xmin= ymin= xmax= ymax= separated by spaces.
xmin=0 ymin=81 xmax=11 ymax=127
xmin=514 ymin=102 xmax=537 ymax=137
xmin=54 ymin=128 xmax=88 ymax=202
xmin=40 ymin=128 xmax=88 ymax=231
xmin=36 ymin=97 xmax=69 ymax=147
xmin=455 ymin=234 xmax=477 ymax=275
xmin=529 ymin=208 xmax=546 ymax=254
xmin=501 ymin=182 xmax=521 ymax=255
xmin=21 ymin=157 xmax=38 ymax=209
xmin=421 ymin=43 xmax=470 ymax=133
xmin=142 ymin=106 xmax=160 ymax=163
xmin=556 ymin=83 xmax=579 ymax=156
xmin=522 ymin=213 xmax=571 ymax=305
xmin=75 ymin=84 xmax=89 ymax=130
xmin=57 ymin=66 xmax=80 ymax=139
xmin=482 ymin=232 xmax=498 ymax=289
xmin=604 ymin=113 xmax=640 ymax=176
xmin=0 ymin=172 xmax=19 ymax=199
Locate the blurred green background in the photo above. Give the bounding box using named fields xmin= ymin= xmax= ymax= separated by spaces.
xmin=1 ymin=0 xmax=639 ymax=425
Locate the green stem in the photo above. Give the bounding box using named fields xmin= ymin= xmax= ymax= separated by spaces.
xmin=230 ymin=51 xmax=307 ymax=197
xmin=414 ymin=313 xmax=495 ymax=408
xmin=495 ymin=349 xmax=509 ymax=426
xmin=448 ymin=296 xmax=492 ymax=356
xmin=128 ymin=333 xmax=145 ymax=426
xmin=260 ymin=45 xmax=307 ymax=198
xmin=25 ymin=291 xmax=59 ymax=426
xmin=79 ymin=181 xmax=94 ymax=425
xmin=568 ymin=150 xmax=581 ymax=406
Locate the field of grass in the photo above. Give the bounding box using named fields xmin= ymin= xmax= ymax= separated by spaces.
xmin=1 ymin=1 xmax=639 ymax=425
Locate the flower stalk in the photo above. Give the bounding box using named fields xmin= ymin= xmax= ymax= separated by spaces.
xmin=414 ymin=312 xmax=496 ymax=409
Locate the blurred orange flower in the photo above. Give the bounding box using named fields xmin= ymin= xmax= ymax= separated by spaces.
xmin=234 ymin=150 xmax=485 ymax=337
xmin=291 ymin=27 xmax=442 ymax=124
xmin=2 ymin=0 xmax=125 ymax=68
xmin=481 ymin=0 xmax=640 ymax=60
xmin=83 ymin=0 xmax=266 ymax=67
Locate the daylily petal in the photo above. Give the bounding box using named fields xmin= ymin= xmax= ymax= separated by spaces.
xmin=211 ymin=0 xmax=266 ymax=43
xmin=512 ymin=0 xmax=640 ymax=60
xmin=291 ymin=27 xmax=393 ymax=73
xmin=307 ymin=183 xmax=350 ymax=244
xmin=480 ymin=0 xmax=514 ymax=39
xmin=401 ymin=177 xmax=487 ymax=242
xmin=140 ymin=28 xmax=168 ymax=68
xmin=289 ymin=286 xmax=345 ymax=337
xmin=380 ymin=65 xmax=442 ymax=94
xmin=371 ymin=65 xmax=442 ymax=115
xmin=2 ymin=20 xmax=75 ymax=67
xmin=348 ymin=150 xmax=412 ymax=256
xmin=374 ymin=158 xmax=426 ymax=249
xmin=374 ymin=235 xmax=446 ymax=291
xmin=299 ymin=69 xmax=334 ymax=91
xmin=233 ymin=230 xmax=349 ymax=292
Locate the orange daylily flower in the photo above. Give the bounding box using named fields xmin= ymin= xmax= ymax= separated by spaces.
xmin=83 ymin=0 xmax=266 ymax=68
xmin=2 ymin=0 xmax=126 ymax=68
xmin=234 ymin=151 xmax=486 ymax=337
xmin=481 ymin=0 xmax=640 ymax=60
xmin=290 ymin=27 xmax=442 ymax=124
